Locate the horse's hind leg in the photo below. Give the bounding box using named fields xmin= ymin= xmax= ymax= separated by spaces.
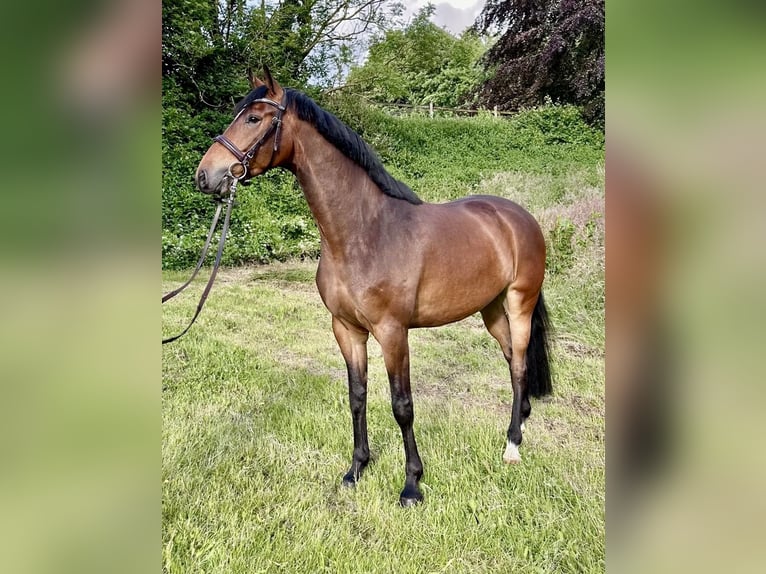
xmin=481 ymin=296 xmax=521 ymax=463
xmin=481 ymin=291 xmax=536 ymax=464
xmin=332 ymin=316 xmax=370 ymax=486
xmin=505 ymin=289 xmax=540 ymax=463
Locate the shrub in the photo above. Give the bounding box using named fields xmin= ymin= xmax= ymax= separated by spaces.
xmin=547 ymin=217 xmax=577 ymax=275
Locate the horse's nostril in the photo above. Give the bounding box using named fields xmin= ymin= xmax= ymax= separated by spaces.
xmin=197 ymin=169 xmax=207 ymax=189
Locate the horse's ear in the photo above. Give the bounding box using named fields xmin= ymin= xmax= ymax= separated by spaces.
xmin=247 ymin=67 xmax=264 ymax=90
xmin=262 ymin=65 xmax=282 ymax=97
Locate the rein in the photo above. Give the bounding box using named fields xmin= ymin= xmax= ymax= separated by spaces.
xmin=161 ymin=183 xmax=237 ymax=344
xmin=162 ymin=95 xmax=287 ymax=344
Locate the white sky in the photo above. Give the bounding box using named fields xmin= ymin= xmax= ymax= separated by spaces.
xmin=405 ymin=0 xmax=487 ymax=35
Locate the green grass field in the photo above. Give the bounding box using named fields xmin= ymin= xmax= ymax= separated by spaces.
xmin=162 ymin=171 xmax=604 ymax=572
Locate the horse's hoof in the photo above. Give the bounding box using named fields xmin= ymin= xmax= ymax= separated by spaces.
xmin=341 ymin=471 xmax=360 ymax=488
xmin=399 ymin=495 xmax=423 ymax=507
xmin=503 ymin=441 xmax=521 ymax=464
xmin=399 ymin=487 xmax=424 ymax=507
xmin=342 ymin=462 xmax=370 ymax=487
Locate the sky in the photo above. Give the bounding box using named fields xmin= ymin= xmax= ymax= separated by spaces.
xmin=405 ymin=0 xmax=487 ymax=35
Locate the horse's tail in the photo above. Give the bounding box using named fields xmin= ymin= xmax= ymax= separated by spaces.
xmin=527 ymin=292 xmax=553 ymax=397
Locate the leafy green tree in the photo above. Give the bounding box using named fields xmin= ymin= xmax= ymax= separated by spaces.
xmin=163 ymin=0 xmax=405 ymax=112
xmin=345 ymin=5 xmax=487 ymax=108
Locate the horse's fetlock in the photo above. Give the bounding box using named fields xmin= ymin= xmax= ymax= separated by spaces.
xmin=508 ymin=427 xmax=523 ymax=446
xmin=353 ymin=447 xmax=370 ymax=465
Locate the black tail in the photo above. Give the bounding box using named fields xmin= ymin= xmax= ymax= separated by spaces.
xmin=526 ymin=293 xmax=553 ymax=397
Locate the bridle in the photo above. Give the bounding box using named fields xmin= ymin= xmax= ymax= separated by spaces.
xmin=161 ymin=95 xmax=287 ymax=344
xmin=213 ymin=96 xmax=286 ymax=182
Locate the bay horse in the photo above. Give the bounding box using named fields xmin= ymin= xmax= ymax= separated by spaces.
xmin=195 ymin=68 xmax=552 ymax=506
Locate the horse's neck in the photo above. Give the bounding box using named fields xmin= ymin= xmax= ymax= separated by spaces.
xmin=291 ymin=125 xmax=388 ymax=251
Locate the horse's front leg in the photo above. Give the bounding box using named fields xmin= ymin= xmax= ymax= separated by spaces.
xmin=332 ymin=316 xmax=370 ymax=486
xmin=376 ymin=323 xmax=424 ymax=506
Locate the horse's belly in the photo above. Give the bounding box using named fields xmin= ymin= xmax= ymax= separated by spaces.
xmin=411 ymin=280 xmax=505 ymax=327
xmin=409 ymin=230 xmax=513 ymax=327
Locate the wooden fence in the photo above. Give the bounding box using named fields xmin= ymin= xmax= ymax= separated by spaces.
xmin=365 ymin=99 xmax=517 ymax=119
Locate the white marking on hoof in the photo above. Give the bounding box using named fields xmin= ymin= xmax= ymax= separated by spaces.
xmin=503 ymin=441 xmax=521 ymax=464
xmin=520 ymin=421 xmax=526 ymax=433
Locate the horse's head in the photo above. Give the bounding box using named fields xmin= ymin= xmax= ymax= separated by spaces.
xmin=195 ymin=67 xmax=292 ymax=195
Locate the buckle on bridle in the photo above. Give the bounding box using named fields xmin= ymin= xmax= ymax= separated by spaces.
xmin=212 ymin=175 xmax=240 ymax=205
xmin=222 ymin=181 xmax=238 ymax=205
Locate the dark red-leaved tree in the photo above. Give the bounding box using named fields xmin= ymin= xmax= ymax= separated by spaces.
xmin=475 ymin=0 xmax=604 ymax=127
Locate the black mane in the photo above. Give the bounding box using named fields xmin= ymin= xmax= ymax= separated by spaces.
xmin=234 ymin=87 xmax=422 ymax=205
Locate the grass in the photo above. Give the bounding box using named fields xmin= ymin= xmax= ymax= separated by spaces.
xmin=162 ymin=225 xmax=604 ymax=573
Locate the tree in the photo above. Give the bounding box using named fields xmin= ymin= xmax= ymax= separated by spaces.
xmin=475 ymin=0 xmax=604 ymax=127
xmin=162 ymin=0 xmax=405 ymax=112
xmin=345 ymin=6 xmax=487 ymax=108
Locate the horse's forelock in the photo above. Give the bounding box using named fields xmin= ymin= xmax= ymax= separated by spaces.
xmin=233 ymin=85 xmax=269 ymax=116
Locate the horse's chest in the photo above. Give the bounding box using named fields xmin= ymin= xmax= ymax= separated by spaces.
xmin=315 ymin=261 xmax=354 ymax=313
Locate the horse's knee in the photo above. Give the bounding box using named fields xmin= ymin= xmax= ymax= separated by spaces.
xmin=391 ymin=393 xmax=414 ymax=427
xmin=348 ymin=380 xmax=366 ymax=411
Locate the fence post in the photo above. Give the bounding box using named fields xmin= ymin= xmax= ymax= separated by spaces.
xmin=493 ymin=105 xmax=498 ymax=118
xmin=429 ymin=102 xmax=434 ymax=119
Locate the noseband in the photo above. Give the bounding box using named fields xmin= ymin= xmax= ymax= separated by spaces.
xmin=213 ymin=96 xmax=286 ymax=180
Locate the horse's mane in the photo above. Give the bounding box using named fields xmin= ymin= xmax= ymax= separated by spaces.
xmin=234 ymin=86 xmax=422 ymax=205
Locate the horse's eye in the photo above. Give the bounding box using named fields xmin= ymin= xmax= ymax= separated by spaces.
xmin=247 ymin=115 xmax=261 ymax=124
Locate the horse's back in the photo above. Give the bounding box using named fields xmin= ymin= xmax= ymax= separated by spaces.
xmin=423 ymin=194 xmax=545 ymax=266
xmin=315 ymin=194 xmax=546 ymax=330
xmin=446 ymin=195 xmax=542 ymax=233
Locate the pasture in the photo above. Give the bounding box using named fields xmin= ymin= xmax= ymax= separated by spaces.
xmin=162 ymin=110 xmax=604 ymax=573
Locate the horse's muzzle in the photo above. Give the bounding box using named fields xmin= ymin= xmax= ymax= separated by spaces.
xmin=196 ymin=168 xmax=232 ymax=195
xmin=196 ymin=168 xmax=212 ymax=193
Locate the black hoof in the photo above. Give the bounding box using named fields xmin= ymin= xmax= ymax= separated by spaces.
xmin=341 ymin=464 xmax=366 ymax=488
xmin=399 ymin=487 xmax=424 ymax=507
xmin=341 ymin=473 xmax=358 ymax=488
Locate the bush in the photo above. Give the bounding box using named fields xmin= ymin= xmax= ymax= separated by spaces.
xmin=547 ymin=217 xmax=577 ymax=275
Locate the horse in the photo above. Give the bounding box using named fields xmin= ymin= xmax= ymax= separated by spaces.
xmin=195 ymin=67 xmax=553 ymax=506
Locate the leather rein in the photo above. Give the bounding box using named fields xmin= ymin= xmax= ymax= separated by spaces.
xmin=161 ymin=96 xmax=286 ymax=344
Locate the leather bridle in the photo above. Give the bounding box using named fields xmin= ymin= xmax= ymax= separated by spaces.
xmin=213 ymin=96 xmax=286 ymax=182
xmin=161 ymin=95 xmax=287 ymax=345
